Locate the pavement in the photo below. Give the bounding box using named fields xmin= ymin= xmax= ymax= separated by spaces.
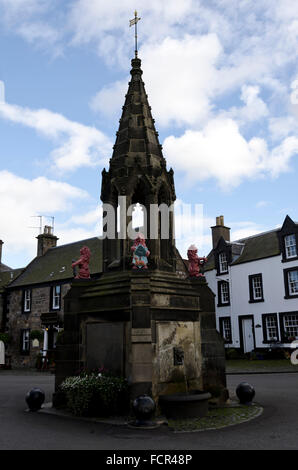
xmin=1 ymin=369 xmax=298 ymax=450
xmin=226 ymin=363 xmax=298 ymax=374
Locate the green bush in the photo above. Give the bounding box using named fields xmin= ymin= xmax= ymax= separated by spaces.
xmin=0 ymin=333 xmax=11 ymax=345
xmin=60 ymin=373 xmax=129 ymax=417
xmin=225 ymin=348 xmax=242 ymax=360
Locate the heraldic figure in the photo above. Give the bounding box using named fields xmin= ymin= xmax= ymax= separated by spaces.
xmin=187 ymin=244 xmax=207 ymax=278
xmin=131 ymin=233 xmax=150 ymax=269
xmin=72 ymin=246 xmax=91 ymax=279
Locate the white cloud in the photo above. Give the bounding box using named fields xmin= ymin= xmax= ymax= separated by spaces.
xmin=90 ymin=80 xmax=127 ymax=119
xmin=163 ymin=117 xmax=298 ymax=189
xmin=17 ymin=21 xmax=60 ymax=45
xmin=256 ymin=200 xmax=269 ymax=208
xmin=0 ymin=0 xmax=61 ymax=51
xmin=69 ymin=207 xmax=101 ymax=226
xmin=0 ymin=0 xmax=45 ymax=19
xmin=53 ymin=227 xmax=100 ymax=247
xmin=93 ymin=34 xmax=222 ymax=128
xmin=0 ymin=170 xmax=89 ymax=261
xmin=0 ymin=102 xmax=112 ymax=172
xmin=269 ymin=115 xmax=298 ymax=142
xmin=226 ymin=85 xmax=268 ymax=124
xmin=141 ymin=35 xmax=222 ymax=127
xmin=230 ymin=221 xmax=266 ymax=241
xmin=68 ymin=0 xmax=194 ymax=53
xmin=268 ymin=136 xmax=298 ymax=178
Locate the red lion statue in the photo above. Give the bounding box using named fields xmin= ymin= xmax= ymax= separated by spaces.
xmin=72 ymin=246 xmax=91 ymax=279
xmin=187 ymin=244 xmax=207 ymax=278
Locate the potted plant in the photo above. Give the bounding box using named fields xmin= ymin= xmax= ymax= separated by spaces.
xmin=30 ymin=330 xmax=43 ymax=342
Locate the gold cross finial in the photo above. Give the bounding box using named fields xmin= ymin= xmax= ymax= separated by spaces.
xmin=129 ymin=10 xmax=141 ymax=58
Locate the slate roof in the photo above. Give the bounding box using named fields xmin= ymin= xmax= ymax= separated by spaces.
xmin=204 ymin=226 xmax=287 ymax=271
xmin=0 ymin=262 xmax=12 ymax=273
xmin=8 ymin=237 xmax=103 ymax=288
xmin=0 ymin=268 xmax=24 ymax=289
xmin=203 ymin=252 xmax=216 ymax=272
xmin=232 ymin=229 xmax=280 ymax=265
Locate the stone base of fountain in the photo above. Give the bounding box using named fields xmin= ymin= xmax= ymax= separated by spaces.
xmin=158 ymin=391 xmax=211 ymax=420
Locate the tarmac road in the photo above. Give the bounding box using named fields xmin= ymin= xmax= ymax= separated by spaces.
xmin=0 ymin=371 xmax=297 ymax=450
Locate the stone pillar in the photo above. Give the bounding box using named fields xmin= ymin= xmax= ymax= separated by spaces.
xmin=129 ymin=272 xmax=153 ymax=398
xmin=146 ymin=194 xmax=159 ymax=268
xmin=103 ymin=197 xmax=118 ymax=270
xmin=43 ymin=329 xmax=48 ymax=357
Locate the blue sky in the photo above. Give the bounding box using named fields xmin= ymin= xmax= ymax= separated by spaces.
xmin=0 ymin=0 xmax=298 ymax=269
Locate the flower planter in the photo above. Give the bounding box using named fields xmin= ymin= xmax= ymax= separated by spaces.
xmin=159 ymin=390 xmax=211 ymax=420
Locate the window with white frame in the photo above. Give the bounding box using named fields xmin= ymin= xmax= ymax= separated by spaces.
xmin=219 ymin=252 xmax=228 ymax=273
xmin=251 ymin=275 xmax=263 ymax=300
xmin=283 ymin=313 xmax=298 ymax=340
xmin=52 ymin=285 xmax=61 ymax=310
xmin=265 ymin=315 xmax=278 ymax=341
xmin=21 ymin=329 xmax=30 ymax=353
xmin=23 ymin=289 xmax=31 ymax=312
xmin=288 ymin=270 xmax=298 ymax=296
xmin=221 ymin=282 xmax=230 ymax=304
xmin=219 ymin=317 xmax=232 ymax=343
xmin=285 ymin=234 xmax=297 ymax=259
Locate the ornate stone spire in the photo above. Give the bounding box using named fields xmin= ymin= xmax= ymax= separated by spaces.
xmin=111 ymin=57 xmax=166 ymax=169
xmin=101 ymin=57 xmax=176 ymax=272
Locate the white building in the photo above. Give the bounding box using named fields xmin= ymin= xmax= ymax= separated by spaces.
xmin=204 ymin=215 xmax=298 ymax=353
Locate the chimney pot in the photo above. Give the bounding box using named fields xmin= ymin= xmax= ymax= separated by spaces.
xmin=211 ymin=215 xmax=230 ymax=249
xmin=37 ymin=226 xmax=58 ymax=256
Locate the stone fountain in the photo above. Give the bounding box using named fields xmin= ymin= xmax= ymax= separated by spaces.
xmin=54 ymin=55 xmax=227 ymax=419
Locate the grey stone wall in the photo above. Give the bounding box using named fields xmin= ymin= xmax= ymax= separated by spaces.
xmin=7 ymin=283 xmax=71 ymax=368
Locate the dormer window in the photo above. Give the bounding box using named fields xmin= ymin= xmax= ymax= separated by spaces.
xmin=285 ymin=234 xmax=297 ymax=259
xmin=219 ymin=252 xmax=228 ymax=273
xmin=278 ymin=216 xmax=298 ymax=262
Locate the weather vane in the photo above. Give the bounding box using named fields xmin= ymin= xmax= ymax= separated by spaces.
xmin=129 ymin=10 xmax=141 ymax=58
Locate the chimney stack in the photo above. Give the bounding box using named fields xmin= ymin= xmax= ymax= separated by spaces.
xmin=36 ymin=226 xmax=58 ymax=257
xmin=211 ymin=215 xmax=230 ymax=249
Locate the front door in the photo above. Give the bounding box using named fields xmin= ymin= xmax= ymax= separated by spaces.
xmin=241 ymin=317 xmax=255 ymax=353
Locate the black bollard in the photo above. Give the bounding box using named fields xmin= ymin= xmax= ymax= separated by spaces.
xmin=25 ymin=388 xmax=45 ymax=411
xmin=129 ymin=395 xmax=158 ymax=428
xmin=236 ymin=382 xmax=255 ymax=405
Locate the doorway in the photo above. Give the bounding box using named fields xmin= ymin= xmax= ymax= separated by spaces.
xmin=239 ymin=315 xmax=255 ymax=353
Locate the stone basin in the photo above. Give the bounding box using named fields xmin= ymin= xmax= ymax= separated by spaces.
xmin=159 ymin=390 xmax=211 ymax=420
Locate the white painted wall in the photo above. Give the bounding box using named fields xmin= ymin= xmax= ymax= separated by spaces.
xmin=205 ymin=254 xmax=298 ymax=349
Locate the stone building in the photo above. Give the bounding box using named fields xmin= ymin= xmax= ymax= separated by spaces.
xmin=3 ymin=228 xmax=103 ymax=368
xmin=0 ymin=240 xmax=23 ymax=332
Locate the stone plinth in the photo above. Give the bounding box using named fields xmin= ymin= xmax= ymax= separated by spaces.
xmin=54 ymin=271 xmax=226 ymax=404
